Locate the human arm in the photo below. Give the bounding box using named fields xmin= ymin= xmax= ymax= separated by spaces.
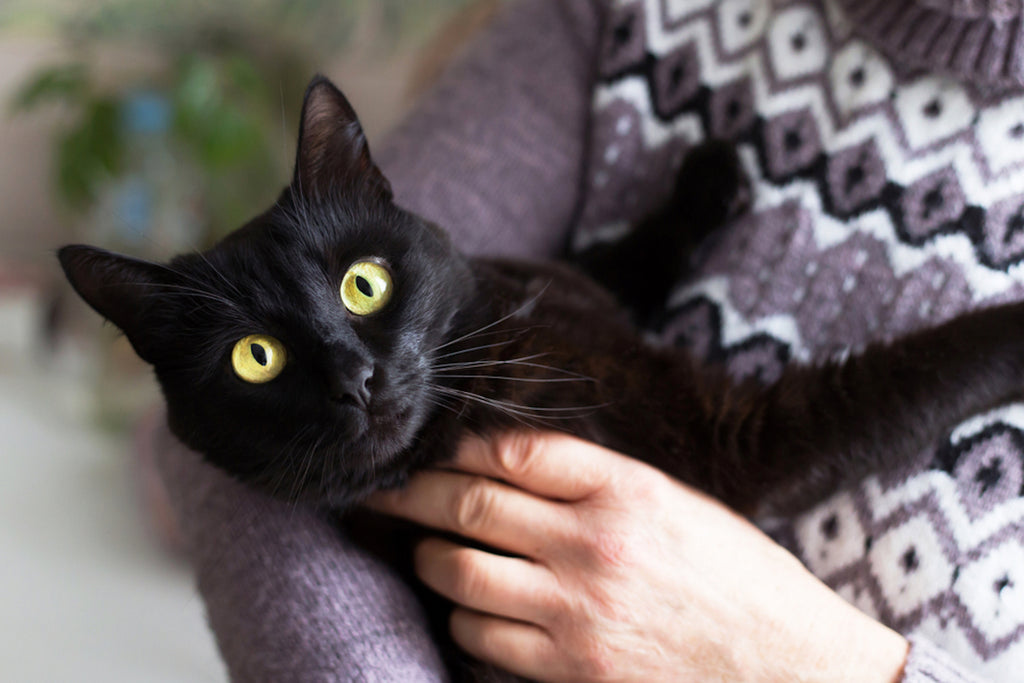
xmin=151 ymin=416 xmax=447 ymax=682
xmin=375 ymin=0 xmax=602 ymax=260
xmin=368 ymin=431 xmax=988 ymax=683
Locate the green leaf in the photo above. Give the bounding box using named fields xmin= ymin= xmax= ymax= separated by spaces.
xmin=10 ymin=63 xmax=89 ymax=112
xmin=54 ymin=97 xmax=124 ymax=208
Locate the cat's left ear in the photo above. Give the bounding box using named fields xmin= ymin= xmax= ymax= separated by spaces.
xmin=292 ymin=75 xmax=392 ymax=201
xmin=57 ymin=245 xmax=171 ymax=364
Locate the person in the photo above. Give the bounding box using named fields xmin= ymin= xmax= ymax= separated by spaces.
xmin=152 ymin=0 xmax=1024 ymax=680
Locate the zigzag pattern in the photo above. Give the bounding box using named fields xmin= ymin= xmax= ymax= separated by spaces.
xmin=667 ymin=291 xmax=1024 ymax=677
xmin=639 ymin=0 xmax=1024 ymax=184
xmin=792 ymin=429 xmax=1024 ymax=680
xmin=580 ymin=1 xmax=1024 ymax=678
xmin=590 ymin=0 xmax=1024 ymax=279
xmin=665 ymin=280 xmax=809 ymax=362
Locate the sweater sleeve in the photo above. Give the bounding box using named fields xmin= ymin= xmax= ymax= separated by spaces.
xmin=153 ymin=1 xmax=606 ymax=680
xmin=152 ymin=419 xmax=448 ymax=683
xmin=375 ymin=0 xmax=605 ymax=259
xmin=900 ymin=636 xmax=990 ymax=683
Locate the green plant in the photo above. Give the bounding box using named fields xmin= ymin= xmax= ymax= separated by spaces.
xmin=9 ymin=0 xmax=473 ymax=250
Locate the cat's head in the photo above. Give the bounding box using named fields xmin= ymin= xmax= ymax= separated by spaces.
xmin=59 ymin=75 xmax=475 ymax=506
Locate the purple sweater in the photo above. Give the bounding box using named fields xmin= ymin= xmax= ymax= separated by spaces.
xmin=154 ymin=0 xmax=1024 ymax=680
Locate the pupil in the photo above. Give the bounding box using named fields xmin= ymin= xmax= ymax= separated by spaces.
xmin=355 ymin=275 xmax=374 ymax=298
xmin=251 ymin=343 xmax=268 ymax=366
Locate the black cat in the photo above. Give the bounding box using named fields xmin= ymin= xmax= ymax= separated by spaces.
xmin=58 ymin=76 xmax=1024 ymax=678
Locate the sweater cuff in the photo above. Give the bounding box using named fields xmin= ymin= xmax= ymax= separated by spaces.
xmin=901 ymin=636 xmax=987 ymax=683
xmin=835 ymin=0 xmax=1024 ymax=88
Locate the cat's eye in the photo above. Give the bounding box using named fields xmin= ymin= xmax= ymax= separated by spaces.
xmin=340 ymin=260 xmax=393 ymax=316
xmin=232 ymin=334 xmax=287 ymax=383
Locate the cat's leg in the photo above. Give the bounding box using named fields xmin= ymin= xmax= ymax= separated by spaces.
xmin=572 ymin=139 xmax=749 ymax=325
xmin=696 ymin=301 xmax=1024 ymax=513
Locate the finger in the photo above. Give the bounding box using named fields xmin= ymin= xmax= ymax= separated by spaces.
xmin=449 ymin=432 xmax=619 ymax=501
xmin=415 ymin=537 xmax=562 ymax=627
xmin=366 ymin=469 xmax=575 ymax=558
xmin=450 ymin=608 xmax=561 ymax=682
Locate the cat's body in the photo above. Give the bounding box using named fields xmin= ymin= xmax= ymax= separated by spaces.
xmin=57 ymin=77 xmax=1024 ymax=680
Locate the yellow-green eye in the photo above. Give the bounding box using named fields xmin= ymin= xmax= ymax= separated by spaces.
xmin=232 ymin=334 xmax=286 ymax=383
xmin=341 ymin=260 xmax=393 ymax=316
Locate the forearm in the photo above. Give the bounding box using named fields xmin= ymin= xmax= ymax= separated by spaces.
xmin=151 ymin=418 xmax=447 ymax=682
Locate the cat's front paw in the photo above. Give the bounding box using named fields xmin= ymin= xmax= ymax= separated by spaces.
xmin=672 ymin=139 xmax=750 ymax=230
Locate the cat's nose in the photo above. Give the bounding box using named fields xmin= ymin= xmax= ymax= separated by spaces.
xmin=329 ymin=362 xmax=375 ymax=410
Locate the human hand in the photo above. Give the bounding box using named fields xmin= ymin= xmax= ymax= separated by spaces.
xmin=367 ymin=432 xmax=908 ymax=682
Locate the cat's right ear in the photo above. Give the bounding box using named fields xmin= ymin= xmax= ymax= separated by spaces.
xmin=292 ymin=74 xmax=392 ymax=201
xmin=58 ymin=245 xmax=169 ymax=364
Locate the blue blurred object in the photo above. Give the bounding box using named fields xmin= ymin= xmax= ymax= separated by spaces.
xmin=121 ymin=91 xmax=171 ymax=135
xmin=115 ymin=178 xmax=153 ymax=244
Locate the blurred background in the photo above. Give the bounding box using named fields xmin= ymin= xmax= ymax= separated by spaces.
xmin=0 ymin=1 xmax=488 ymax=679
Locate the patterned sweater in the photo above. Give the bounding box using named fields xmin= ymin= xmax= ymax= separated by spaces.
xmin=153 ymin=0 xmax=1024 ymax=680
xmin=580 ymin=1 xmax=1024 ymax=680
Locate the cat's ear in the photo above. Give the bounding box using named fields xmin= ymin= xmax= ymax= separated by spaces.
xmin=58 ymin=245 xmax=169 ymax=364
xmin=292 ymin=74 xmax=392 ymax=201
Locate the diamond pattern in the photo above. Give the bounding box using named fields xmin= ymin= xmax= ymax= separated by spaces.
xmin=762 ymin=107 xmax=823 ymax=179
xmin=955 ymin=544 xmax=1024 ymax=642
xmin=824 ymin=139 xmax=887 ymax=216
xmin=582 ymin=2 xmax=1024 ymax=678
xmin=601 ymin=4 xmax=648 ymax=79
xmin=829 ymin=41 xmax=894 ymax=118
xmin=893 ymin=76 xmax=976 ymax=150
xmin=981 ymin=196 xmax=1024 ymax=270
xmin=897 ymin=167 xmax=968 ymax=244
xmin=715 ymin=0 xmax=771 ymax=55
xmin=794 ymin=493 xmax=868 ymax=576
xmin=869 ymin=514 xmax=956 ymax=620
xmin=977 ymin=97 xmax=1024 ymax=175
xmin=766 ymin=5 xmax=829 ymax=81
xmin=651 ymin=42 xmax=702 ymax=117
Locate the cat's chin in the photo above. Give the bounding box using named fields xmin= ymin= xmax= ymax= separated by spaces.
xmin=369 ymin=403 xmax=419 ymax=440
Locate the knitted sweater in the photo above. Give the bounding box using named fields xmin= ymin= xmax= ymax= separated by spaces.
xmin=153 ymin=0 xmax=1024 ymax=680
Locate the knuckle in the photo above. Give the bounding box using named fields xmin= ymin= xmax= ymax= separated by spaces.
xmin=450 ymin=478 xmax=497 ymax=534
xmin=449 ymin=550 xmax=487 ymax=602
xmin=588 ymin=526 xmax=637 ymax=570
xmin=533 ymin=577 xmax=568 ymax=623
xmin=617 ymin=461 xmax=667 ymax=501
xmin=494 ymin=431 xmax=544 ymax=479
xmin=574 ymin=640 xmax=617 ymax=680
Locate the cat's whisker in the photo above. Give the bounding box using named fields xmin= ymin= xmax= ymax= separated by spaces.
xmin=430 ymin=373 xmax=591 ymax=384
xmin=193 ymin=251 xmax=246 ymax=300
xmin=263 ymin=425 xmax=316 ymax=503
xmin=432 ymin=386 xmax=541 ymax=429
xmin=151 ymin=262 xmax=244 ymax=301
xmin=291 ymin=432 xmax=327 ymax=506
xmin=430 ymin=336 xmax=525 ymax=361
xmin=432 ymin=352 xmax=552 ymax=370
xmin=431 ymin=384 xmax=610 ymax=420
xmin=496 ymin=361 xmax=596 ymax=380
xmin=424 ymin=389 xmax=469 ymax=420
xmin=431 ymin=284 xmax=552 ymax=353
xmin=117 ymin=281 xmax=236 ymax=305
xmin=319 ymin=433 xmax=337 ymax=500
xmin=432 ymin=357 xmax=596 ymax=382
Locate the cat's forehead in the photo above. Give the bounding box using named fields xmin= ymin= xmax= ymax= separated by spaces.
xmin=188 ymin=207 xmax=434 ymax=318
